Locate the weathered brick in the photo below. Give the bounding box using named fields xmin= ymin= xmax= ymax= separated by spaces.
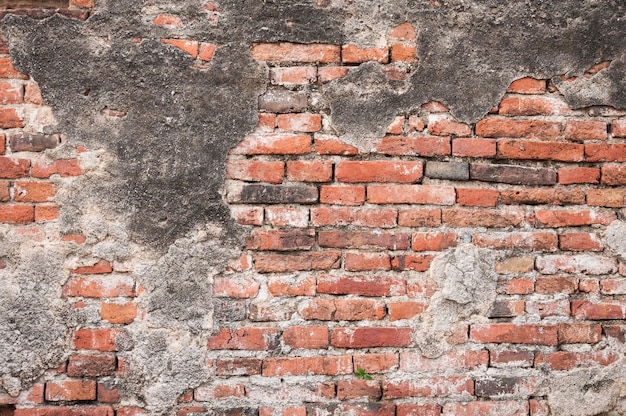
xmin=319 ymin=185 xmax=365 ymax=205
xmin=500 ymin=188 xmax=584 ymax=205
xmin=456 ymin=188 xmax=498 ymax=207
xmin=318 ymin=229 xmax=409 ymax=250
xmin=535 ymin=275 xmax=578 ymax=294
xmin=387 ymin=301 xmax=427 ymax=321
xmin=572 ymin=300 xmax=626 ymax=320
xmin=283 ymin=325 xmax=329 ymax=349
xmin=473 ymin=232 xmax=558 ymax=251
xmin=489 ymin=350 xmax=534 ymax=368
xmin=0 ymin=157 xmax=29 ymax=179
xmin=535 ymin=209 xmax=616 ymax=227
xmin=470 ymin=324 xmax=558 ymax=345
xmin=507 ymin=77 xmax=546 ymax=94
xmin=476 ymin=119 xmax=561 ymax=139
xmin=335 ymin=160 xmax=422 ymax=183
xmin=497 ymin=278 xmax=534 ymax=295
xmin=213 ymin=277 xmax=260 ymax=298
xmin=270 ymin=66 xmax=316 ymax=85
xmin=428 ymin=115 xmax=471 ymax=137
xmin=45 ymin=380 xmax=97 ymax=401
xmin=0 ymin=204 xmax=34 ymax=224
xmin=557 ymin=323 xmax=602 ymax=344
xmin=264 ymin=206 xmax=308 ymax=227
xmin=488 ymin=300 xmax=525 ymax=318
xmin=318 ymin=66 xmax=351 ymax=83
xmin=587 ymin=188 xmax=626 ymax=207
xmin=368 ymin=185 xmax=455 ymax=205
xmin=559 ymin=232 xmax=603 ymax=251
xmin=536 ymin=254 xmax=616 ymax=275
xmin=230 ymin=206 xmax=263 ymax=225
xmin=452 ymin=138 xmax=496 ymax=157
xmin=585 ymin=143 xmax=626 ymax=162
xmin=67 ymin=354 xmax=117 ymax=377
xmin=353 ymin=354 xmax=398 ymax=373
xmin=251 ymin=43 xmax=340 ymax=63
xmin=535 ymin=351 xmax=619 ymax=370
xmin=314 ymin=134 xmax=358 ymax=155
xmin=317 ymin=275 xmax=405 ymax=296
xmin=601 ymin=164 xmax=626 ymax=185
xmin=161 ymin=39 xmax=199 ymax=58
xmin=216 ymin=358 xmax=262 ymax=376
xmin=255 ymin=251 xmax=341 ymax=273
xmin=258 ymin=89 xmax=308 ymax=113
xmin=342 ymin=44 xmax=389 ymax=63
xmin=331 ymin=327 xmax=413 ymax=348
xmin=232 ymin=133 xmax=311 ymax=155
xmin=230 ymin=184 xmax=318 ymax=204
xmin=207 ymin=327 xmax=280 ymax=350
xmin=411 ymin=231 xmax=457 ymax=251
xmin=498 ymin=96 xmax=567 ymax=116
xmin=398 ymin=208 xmax=441 ymax=227
xmin=383 ymin=376 xmax=473 ymax=398
xmin=262 ymin=355 xmax=352 ymax=376
xmin=0 ymin=82 xmax=23 ymax=104
xmin=14 ymin=181 xmax=56 ymax=203
xmin=375 ymin=136 xmax=451 ymax=156
xmin=62 ymin=276 xmax=136 ymax=298
xmin=226 ymin=160 xmax=284 ymax=183
xmin=396 ymin=404 xmax=441 ymax=416
xmin=337 ymin=380 xmax=382 ymax=401
xmin=565 ymin=120 xmax=607 ymax=141
xmin=286 ymin=160 xmax=332 ymax=182
xmin=400 ymin=350 xmax=488 ymax=372
xmin=495 ymin=256 xmax=534 ymax=274
xmin=0 ymin=108 xmax=23 ymax=128
xmin=442 ymin=208 xmax=525 ymax=228
xmin=470 ymin=163 xmax=556 ymax=185
xmin=101 ymin=302 xmax=137 ymax=324
xmin=73 ymin=328 xmax=122 ymax=351
xmin=195 ymin=383 xmax=245 ymax=400
xmin=268 ymin=275 xmax=316 ymax=297
xmin=424 ymin=161 xmax=469 ymax=180
xmin=312 ymin=206 xmax=397 ymax=228
xmin=392 ymin=254 xmax=434 ymax=272
xmin=558 ymin=166 xmax=600 ymax=184
xmin=345 ymin=252 xmax=391 ymax=271
xmin=10 ymin=133 xmax=60 ymax=152
xmin=277 ymin=113 xmax=322 ymax=132
xmin=246 ymin=228 xmax=315 ymax=251
xmin=71 ymin=260 xmax=113 ymax=275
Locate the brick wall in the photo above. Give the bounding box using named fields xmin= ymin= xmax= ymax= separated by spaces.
xmin=1 ymin=3 xmax=626 ymax=416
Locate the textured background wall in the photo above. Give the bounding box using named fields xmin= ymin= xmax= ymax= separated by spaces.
xmin=0 ymin=1 xmax=626 ymax=415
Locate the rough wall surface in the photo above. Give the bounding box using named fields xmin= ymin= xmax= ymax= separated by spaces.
xmin=0 ymin=1 xmax=625 ymax=415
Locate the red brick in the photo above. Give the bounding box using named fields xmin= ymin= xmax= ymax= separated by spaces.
xmin=318 ymin=66 xmax=351 ymax=83
xmin=337 ymin=379 xmax=381 ymax=400
xmin=353 ymin=354 xmax=398 ymax=373
xmin=559 ymin=232 xmax=603 ymax=251
xmin=251 ymin=43 xmax=340 ymax=63
xmin=299 ymin=298 xmax=386 ymax=321
xmin=255 ymin=251 xmax=341 ymax=273
xmin=396 ymin=404 xmax=440 ymax=416
xmin=331 ymin=327 xmax=413 ymax=348
xmin=71 ymin=260 xmax=113 ymax=274
xmin=452 ymin=137 xmax=496 ymax=157
xmin=383 ymin=376 xmax=473 ymax=398
xmin=345 ymin=252 xmax=391 ymax=271
xmin=565 ymin=120 xmax=607 ymax=141
xmin=408 ymin=115 xmax=425 ymax=132
xmin=335 ymin=160 xmax=422 ymax=183
xmin=558 ymin=323 xmax=602 ymax=344
xmin=268 ymin=275 xmax=315 ymax=297
xmin=601 ymin=279 xmax=626 ymax=295
xmin=507 ymin=77 xmax=546 ymax=94
xmin=319 ymin=229 xmax=409 ymax=250
xmin=198 ymin=42 xmax=217 ymax=61
xmin=342 ymin=44 xmax=389 ymax=63
xmin=216 ymin=358 xmax=262 ymax=376
xmin=601 ymin=164 xmax=626 ymax=185
xmin=161 ymin=39 xmax=198 ymax=58
xmin=390 ymin=42 xmax=417 ymax=62
xmin=35 ymin=205 xmax=59 ymax=222
xmin=264 ymin=206 xmax=307 ymax=227
xmin=311 ymin=206 xmax=397 ymax=228
xmin=558 ymin=166 xmax=600 ymax=184
xmin=470 ymin=323 xmax=558 ymax=345
xmin=259 ymin=406 xmax=307 ymax=416
xmin=473 ymin=232 xmax=557 ymax=251
xmin=45 ymin=380 xmax=96 ymax=401
xmin=307 ymin=404 xmax=394 ymax=416
xmin=73 ymin=328 xmax=122 ymax=351
xmin=585 ymin=143 xmax=626 ymax=162
xmin=388 ymin=22 xmax=417 ymax=40
xmin=246 ymin=228 xmax=315 ymax=251
xmin=226 ymin=160 xmax=284 ymax=183
xmin=535 ymin=209 xmax=616 ymax=227
xmin=232 ymin=133 xmax=311 ymax=155
xmin=398 ymin=208 xmax=441 ymax=227
xmin=526 ymin=298 xmax=570 ymax=318
xmin=0 ymin=204 xmax=34 ymax=224
xmin=503 ymin=188 xmax=585 ymax=205
xmin=317 ymin=275 xmax=406 ymax=296
xmin=411 ymin=231 xmax=456 ymax=251
xmin=476 ymin=119 xmax=561 ymax=139
xmin=270 ymin=66 xmax=316 ymax=84
xmin=153 ymin=14 xmax=183 ymax=28
xmin=385 ymin=116 xmax=404 ymax=134
xmin=314 ymin=135 xmax=358 ymax=155
xmin=443 ymin=401 xmax=528 ymax=416
xmin=283 ymin=325 xmax=329 ymax=349
xmin=587 ymin=189 xmax=626 ymax=207
xmin=67 ymin=354 xmax=117 ymax=377
xmin=612 ymin=119 xmax=626 ymax=137
xmin=207 ymin=327 xmax=279 ymax=350
xmin=257 ymin=113 xmax=276 ymax=131
xmin=498 ymin=139 xmax=584 ymax=161
xmin=320 ymin=185 xmax=365 ymax=205
xmin=13 ymin=181 xmax=56 ymax=202
xmin=535 ymin=275 xmax=578 ymax=294
xmin=442 ymin=208 xmax=525 ymax=228
xmin=277 ymin=113 xmax=322 ymax=132
xmin=14 ymin=408 xmax=113 ymax=416
xmin=31 ymin=159 xmax=82 ymax=178
xmin=498 ymin=96 xmax=567 ymax=116
xmin=101 ymin=302 xmax=137 ymax=324
xmin=212 ymin=276 xmax=260 ymax=298
xmin=577 ymin=300 xmax=626 ymax=320
xmin=262 ymin=355 xmax=352 ymax=376
xmin=375 ymin=136 xmax=450 ymax=156
xmin=456 ymin=188 xmax=498 ymax=207
xmin=368 ymin=185 xmax=455 ymax=204
xmin=535 ymin=351 xmax=619 ymax=370
xmin=400 ymin=350 xmax=488 ymax=372
xmin=391 ymin=254 xmax=434 ymax=272
xmin=97 ymin=383 xmax=120 ymax=403
xmin=0 ymin=57 xmax=28 ymax=79
xmin=388 ymin=301 xmax=427 ymax=321
xmin=287 ymin=160 xmax=332 ymax=182
xmin=579 ymin=278 xmax=600 ymax=294
xmin=428 ymin=116 xmax=471 ymax=136
xmin=0 ymin=181 xmax=8 ymax=201
xmin=0 ymin=157 xmax=29 ymax=179
xmin=0 ymin=82 xmax=23 ymax=104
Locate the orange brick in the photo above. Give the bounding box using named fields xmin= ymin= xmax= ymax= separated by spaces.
xmin=388 ymin=301 xmax=427 ymax=321
xmin=287 ymin=160 xmax=332 ymax=182
xmin=376 ymin=136 xmax=450 ymax=156
xmin=470 ymin=324 xmax=557 ymax=345
xmin=0 ymin=204 xmax=34 ymax=224
xmin=452 ymin=138 xmax=496 ymax=157
xmin=388 ymin=22 xmax=417 ymax=41
xmin=199 ymin=43 xmax=218 ymax=61
xmin=14 ymin=181 xmax=56 ymax=202
xmin=226 ymin=159 xmax=284 ymax=183
xmin=45 ymin=380 xmax=96 ymax=401
xmin=270 ymin=66 xmax=316 ymax=84
xmin=161 ymin=39 xmax=199 ymax=58
xmin=153 ymin=14 xmax=184 ymax=28
xmin=476 ymin=119 xmax=561 ymax=139
xmin=390 ymin=42 xmax=416 ymax=62
xmin=283 ymin=325 xmax=329 ymax=349
xmin=317 ymin=66 xmax=351 ymax=83
xmin=73 ymin=328 xmax=121 ymax=351
xmin=299 ymin=298 xmax=386 ymax=321
xmin=558 ymin=166 xmax=600 ymax=184
xmin=232 ymin=133 xmax=311 ymax=155
xmin=411 ymin=232 xmax=456 ymax=251
xmin=342 ymin=44 xmax=389 ymax=64
xmin=585 ymin=143 xmax=626 ymax=162
xmin=601 ymin=164 xmax=626 ymax=185
xmin=565 ymin=120 xmax=607 ymax=141
xmin=331 ymin=327 xmax=413 ymax=348
xmin=587 ymin=189 xmax=626 ymax=207
xmin=336 ymin=160 xmax=422 ymax=183
xmin=101 ymin=302 xmax=137 ymax=324
xmin=368 ymin=185 xmax=455 ymax=205
xmin=35 ymin=205 xmax=59 ymax=222
xmin=207 ymin=327 xmax=279 ymax=350
xmin=251 ymin=43 xmax=340 ymax=63
xmin=507 ymin=77 xmax=546 ymax=94
xmin=314 ymin=135 xmax=358 ymax=155
xmin=262 ymin=355 xmax=352 ymax=376
xmin=456 ymin=188 xmax=498 ymax=207
xmin=498 ymin=139 xmax=584 ymax=162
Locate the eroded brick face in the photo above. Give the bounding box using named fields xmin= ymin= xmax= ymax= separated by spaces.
xmin=1 ymin=2 xmax=626 ymax=416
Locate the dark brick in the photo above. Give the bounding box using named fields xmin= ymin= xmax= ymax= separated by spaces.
xmin=425 ymin=161 xmax=469 ymax=180
xmin=470 ymin=163 xmax=556 ymax=185
xmin=67 ymin=354 xmax=117 ymax=377
xmin=475 ymin=377 xmax=525 ymax=397
xmin=488 ymin=300 xmax=522 ymax=318
xmin=259 ymin=89 xmax=308 ymax=113
xmin=238 ymin=184 xmax=318 ymax=204
xmin=10 ymin=133 xmax=60 ymax=152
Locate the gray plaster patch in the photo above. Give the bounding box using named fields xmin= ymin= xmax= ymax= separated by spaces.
xmin=606 ymin=220 xmax=626 ymax=261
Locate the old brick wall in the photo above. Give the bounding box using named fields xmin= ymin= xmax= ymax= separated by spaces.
xmin=1 ymin=1 xmax=626 ymax=416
